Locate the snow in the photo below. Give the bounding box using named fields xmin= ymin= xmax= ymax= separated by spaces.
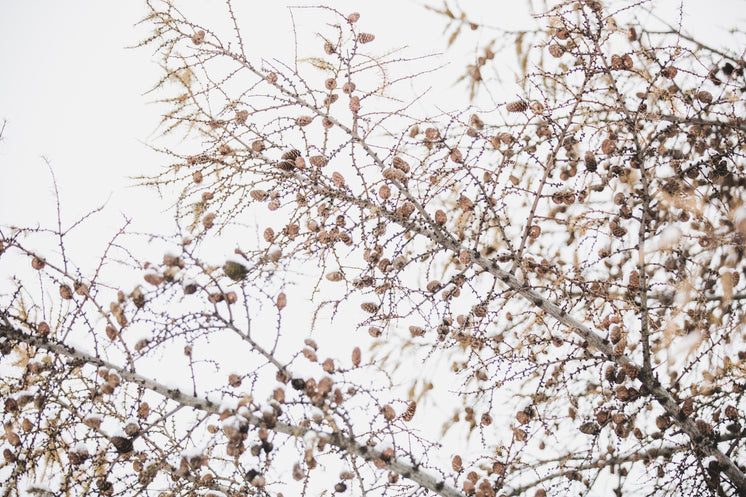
xmin=181 ymin=446 xmax=204 ymax=458
xmin=71 ymin=442 xmax=89 ymax=453
xmin=218 ymin=397 xmax=239 ymax=413
xmin=303 ymin=430 xmax=319 ymax=446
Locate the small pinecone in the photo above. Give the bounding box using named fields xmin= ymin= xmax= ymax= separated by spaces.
xmin=402 ymin=401 xmax=416 ymax=421
xmin=584 ymin=151 xmax=597 ymax=172
xmin=548 ymin=44 xmax=564 ymax=58
xmin=250 ymin=189 xmax=269 ymax=201
xmin=409 ymin=326 xmax=425 ymax=337
xmin=278 ymin=149 xmax=301 ymax=170
xmin=696 ymin=91 xmax=713 ymax=104
xmin=360 ymin=302 xmax=378 ymax=314
xmin=309 ymin=155 xmax=328 ymax=167
xmin=357 ymin=33 xmax=375 ymax=44
xmin=110 ymin=436 xmax=133 ymax=454
xmin=59 ymin=284 xmax=73 ymax=300
xmin=392 ymin=156 xmax=410 ymax=173
xmin=506 ymin=100 xmax=528 ymax=113
xmin=661 ymin=66 xmax=677 ymax=79
xmin=382 ymin=168 xmax=406 ymax=182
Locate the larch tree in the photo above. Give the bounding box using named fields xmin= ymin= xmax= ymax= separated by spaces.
xmin=2 ymin=1 xmax=746 ymax=496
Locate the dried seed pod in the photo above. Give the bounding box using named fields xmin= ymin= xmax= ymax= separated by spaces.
xmin=361 ymin=302 xmax=378 ymax=313
xmin=202 ymin=212 xmax=217 ymax=229
xmin=473 ymin=305 xmax=487 ymax=318
xmin=59 ymin=284 xmax=73 ymax=300
xmin=357 ymin=33 xmax=375 ymax=44
xmin=682 ymin=398 xmax=694 ymax=417
xmin=458 ymin=195 xmax=474 ymax=211
xmin=74 ymin=281 xmax=89 ymax=296
xmin=235 ymin=110 xmax=248 ymax=123
xmin=555 ymin=27 xmax=570 ymax=39
xmin=450 ymin=148 xmax=463 ymax=163
xmin=426 ymin=280 xmax=442 ymax=292
xmin=392 ymin=156 xmax=410 ymax=173
xmin=251 ymin=189 xmax=269 ymax=202
xmin=110 ymin=436 xmax=134 ymax=454
xmin=37 ymin=322 xmax=50 ymax=336
xmin=696 ymin=91 xmax=713 ymax=104
xmin=302 ymin=348 xmax=317 ymax=362
xmin=463 ymin=480 xmax=475 ymax=494
xmin=548 ymin=44 xmax=564 ymax=57
xmin=309 ymin=155 xmax=328 ymax=167
xmin=382 ymin=168 xmax=406 ymax=182
xmin=605 ymin=364 xmax=616 ymax=382
xmin=613 ymin=337 xmax=627 ymax=356
xmin=459 ymin=250 xmax=471 ymax=265
xmin=378 ymin=184 xmax=391 ymax=199
xmin=276 ymin=293 xmax=287 ymax=310
xmin=506 ymin=100 xmax=528 ymax=113
xmin=661 ymin=66 xmax=677 ymax=79
xmin=191 ymin=30 xmax=205 ymax=45
xmin=601 ymin=139 xmax=616 ymax=154
xmin=143 ymin=274 xmax=163 ymax=286
xmin=223 ymin=261 xmax=248 ymax=281
xmin=398 ymin=202 xmax=415 ymax=218
xmin=277 ymin=149 xmax=301 ymax=170
xmin=526 ymin=101 xmax=544 ymax=116
xmin=409 ymin=326 xmax=425 ymax=337
xmin=621 ymin=54 xmax=633 ymax=69
xmin=349 ymin=96 xmax=360 ymax=112
xmin=579 ymin=422 xmax=600 ymax=435
xmin=331 ymin=171 xmax=345 ymax=188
